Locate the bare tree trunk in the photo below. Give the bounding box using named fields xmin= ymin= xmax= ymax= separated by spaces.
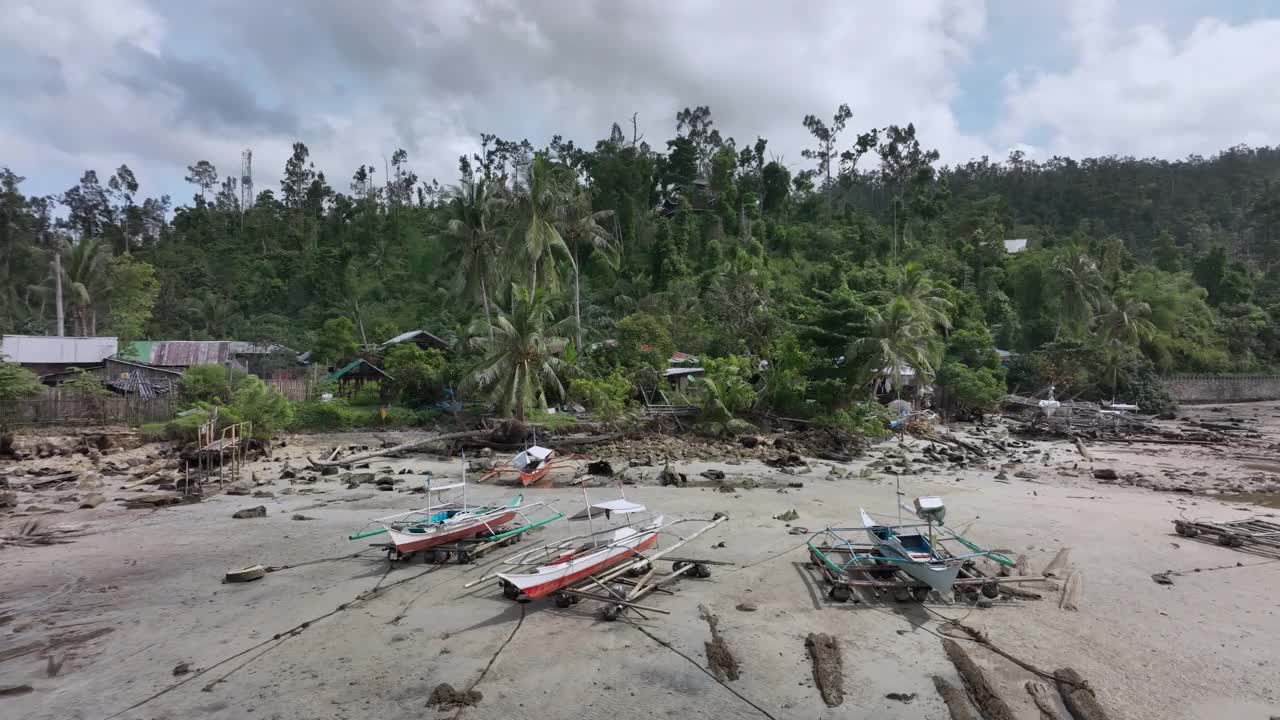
xmin=52 ymin=243 xmax=65 ymax=337
xmin=307 ymin=429 xmax=488 ymax=468
xmin=480 ymin=275 xmax=494 ymax=341
xmin=573 ymin=240 xmax=582 ymax=352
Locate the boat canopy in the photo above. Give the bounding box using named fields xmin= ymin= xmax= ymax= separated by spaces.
xmin=570 ymin=498 xmax=647 ymax=519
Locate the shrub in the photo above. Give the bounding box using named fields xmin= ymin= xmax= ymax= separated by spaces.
xmin=569 ymin=370 xmax=632 ymax=421
xmin=701 ymin=356 xmax=757 ymax=415
xmin=815 ymin=402 xmax=892 ymax=440
xmin=615 ymin=312 xmax=674 ymax=371
xmin=291 ymin=400 xmax=353 ymax=431
xmin=384 ymin=345 xmax=446 ymax=405
xmin=65 ymin=367 xmax=112 ymax=425
xmin=937 ymin=362 xmax=1006 ymax=419
xmin=0 ymin=361 xmax=45 ymax=404
xmin=230 ymin=376 xmax=293 ymax=438
xmin=179 ymin=365 xmax=246 ymax=406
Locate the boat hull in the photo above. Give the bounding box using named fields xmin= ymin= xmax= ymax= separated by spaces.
xmin=499 ymin=532 xmax=658 ymax=599
xmin=386 ymin=509 xmax=518 ymax=554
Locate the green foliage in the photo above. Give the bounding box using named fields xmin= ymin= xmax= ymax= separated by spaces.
xmin=569 ymin=369 xmax=632 ymax=421
xmin=937 ymin=362 xmax=1006 ymax=417
xmin=179 ymin=364 xmax=246 ymax=406
xmin=4 ymin=109 xmax=1279 ymax=421
xmin=0 ymin=361 xmax=45 ymax=404
xmin=701 ymin=356 xmax=758 ymax=415
xmin=314 ymin=317 xmax=359 ymax=365
xmin=614 ymin=312 xmax=674 ymax=371
xmin=106 ymin=255 xmax=160 ymax=346
xmin=383 ymin=345 xmax=446 ymax=405
xmin=466 ymin=286 xmax=571 ymax=421
xmin=230 ymin=376 xmax=293 ymax=439
xmin=289 ymin=399 xmax=440 ymax=431
xmin=815 ymin=402 xmax=891 ymax=440
xmin=142 ymin=409 xmax=212 ymax=442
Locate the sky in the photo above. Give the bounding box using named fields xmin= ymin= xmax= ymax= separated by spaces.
xmin=4 ymin=0 xmax=1280 ymax=204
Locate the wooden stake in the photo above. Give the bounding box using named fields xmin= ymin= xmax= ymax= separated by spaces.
xmin=941 ymin=639 xmax=1017 ymax=720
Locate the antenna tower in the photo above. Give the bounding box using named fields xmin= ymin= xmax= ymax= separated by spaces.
xmin=239 ymin=149 xmax=254 ymax=210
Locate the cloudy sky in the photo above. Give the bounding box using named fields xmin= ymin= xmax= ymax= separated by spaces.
xmin=4 ymin=0 xmax=1280 ymax=203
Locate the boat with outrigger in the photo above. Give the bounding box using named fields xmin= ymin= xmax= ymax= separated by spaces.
xmin=349 ymin=459 xmax=564 ymax=564
xmin=806 ymin=495 xmax=1038 ymax=602
xmin=464 ymin=488 xmax=728 ymax=619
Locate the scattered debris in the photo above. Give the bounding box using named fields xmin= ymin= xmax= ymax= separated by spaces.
xmin=1151 ymin=571 xmax=1175 ymax=586
xmin=941 ymin=638 xmax=1017 ymax=720
xmin=764 ymin=453 xmax=806 ymax=469
xmin=224 ymin=565 xmax=267 ymax=583
xmin=46 ymin=654 xmax=65 ymax=677
xmin=699 ymin=469 xmax=726 ymax=481
xmin=787 ymin=526 xmax=810 ymax=535
xmin=885 ymin=692 xmax=917 ymax=704
xmin=172 ymin=662 xmax=191 ymax=676
xmin=426 ymin=683 xmax=482 ymax=709
xmin=1092 ymin=469 xmax=1118 ymax=481
xmin=658 ymin=464 xmax=687 ymax=486
xmin=586 ymin=460 xmax=614 ymax=476
xmin=805 ymin=632 xmax=844 ymax=707
xmin=291 ymin=514 xmax=316 ymax=521
xmin=1173 ymin=516 xmax=1280 ymax=556
xmin=774 ymin=509 xmax=799 ymax=522
xmin=231 ymin=506 xmax=267 ymax=519
xmin=735 ymin=601 xmax=757 ymax=612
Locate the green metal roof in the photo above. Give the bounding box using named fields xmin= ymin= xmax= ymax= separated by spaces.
xmin=328 ymin=358 xmax=393 ymax=382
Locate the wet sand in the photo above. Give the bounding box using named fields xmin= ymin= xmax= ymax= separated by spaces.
xmin=3 ymin=409 xmax=1280 ymax=720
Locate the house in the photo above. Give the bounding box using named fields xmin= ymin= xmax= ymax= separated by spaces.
xmin=1003 ymin=238 xmax=1028 ymax=254
xmin=663 ymin=366 xmax=705 ymax=392
xmin=117 ymin=340 xmax=298 ymax=376
xmin=1 ymin=335 xmax=118 ymax=379
xmin=380 ymin=329 xmax=450 ymax=354
xmin=328 ymin=358 xmax=394 ymax=397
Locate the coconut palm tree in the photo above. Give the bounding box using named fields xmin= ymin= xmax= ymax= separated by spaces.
xmin=849 ymin=295 xmax=942 ymax=398
xmin=508 ymin=154 xmax=574 ymax=293
xmin=888 ymin=262 xmax=952 ymax=331
xmin=1049 ymin=245 xmax=1105 ymax=339
xmin=557 ymin=183 xmax=619 ymax=352
xmin=466 ymin=285 xmax=574 ymax=422
xmin=444 ymin=176 xmax=505 ymax=339
xmin=1097 ymin=292 xmax=1157 ymax=401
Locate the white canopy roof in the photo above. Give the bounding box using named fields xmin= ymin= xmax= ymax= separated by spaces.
xmin=570 ymin=498 xmax=647 ymax=519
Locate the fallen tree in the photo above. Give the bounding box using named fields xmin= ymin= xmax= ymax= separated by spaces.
xmin=307 ymin=429 xmax=490 ymax=468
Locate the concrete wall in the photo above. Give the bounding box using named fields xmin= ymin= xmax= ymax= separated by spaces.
xmin=1164 ymin=374 xmax=1280 ymax=404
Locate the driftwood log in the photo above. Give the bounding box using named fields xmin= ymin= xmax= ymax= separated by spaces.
xmin=1054 ymin=668 xmax=1112 ymax=720
xmin=931 ymin=675 xmax=979 ymax=720
xmin=941 ymin=639 xmax=1017 ymax=720
xmin=307 ymin=430 xmax=488 ymax=468
xmin=1027 ymin=680 xmax=1069 ymax=720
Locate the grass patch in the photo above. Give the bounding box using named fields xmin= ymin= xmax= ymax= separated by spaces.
xmin=525 ymin=408 xmax=580 ymax=432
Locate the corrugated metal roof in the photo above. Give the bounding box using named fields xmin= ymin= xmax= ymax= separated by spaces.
xmin=117 ymin=340 xmax=294 ymax=366
xmin=381 ymin=329 xmax=448 ymax=350
xmin=1 ymin=335 xmax=118 ymax=364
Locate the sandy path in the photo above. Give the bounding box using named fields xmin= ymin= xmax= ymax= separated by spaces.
xmin=3 ymin=420 xmax=1280 ymax=720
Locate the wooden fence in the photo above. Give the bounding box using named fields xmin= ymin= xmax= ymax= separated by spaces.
xmin=1 ymin=394 xmax=178 ymax=427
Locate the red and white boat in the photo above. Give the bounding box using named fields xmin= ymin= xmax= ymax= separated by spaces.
xmin=479 ymin=445 xmax=584 ymax=486
xmin=349 ymin=467 xmax=563 ymax=559
xmin=497 ymin=516 xmax=663 ymax=599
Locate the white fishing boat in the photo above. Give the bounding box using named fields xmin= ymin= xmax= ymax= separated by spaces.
xmin=859 ymin=501 xmax=962 ymax=593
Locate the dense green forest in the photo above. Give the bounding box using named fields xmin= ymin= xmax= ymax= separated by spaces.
xmin=4 ymin=105 xmax=1280 ymax=420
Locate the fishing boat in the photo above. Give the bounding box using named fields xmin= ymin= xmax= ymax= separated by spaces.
xmin=479 ymin=445 xmax=563 ymax=486
xmin=465 ymin=490 xmax=729 ymax=612
xmin=349 ymin=465 xmax=564 ymax=560
xmin=859 ymin=505 xmax=962 ymax=592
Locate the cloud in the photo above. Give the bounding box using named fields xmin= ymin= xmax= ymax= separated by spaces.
xmin=1 ymin=0 xmax=995 ymax=200
xmin=996 ymin=2 xmax=1280 ymax=159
